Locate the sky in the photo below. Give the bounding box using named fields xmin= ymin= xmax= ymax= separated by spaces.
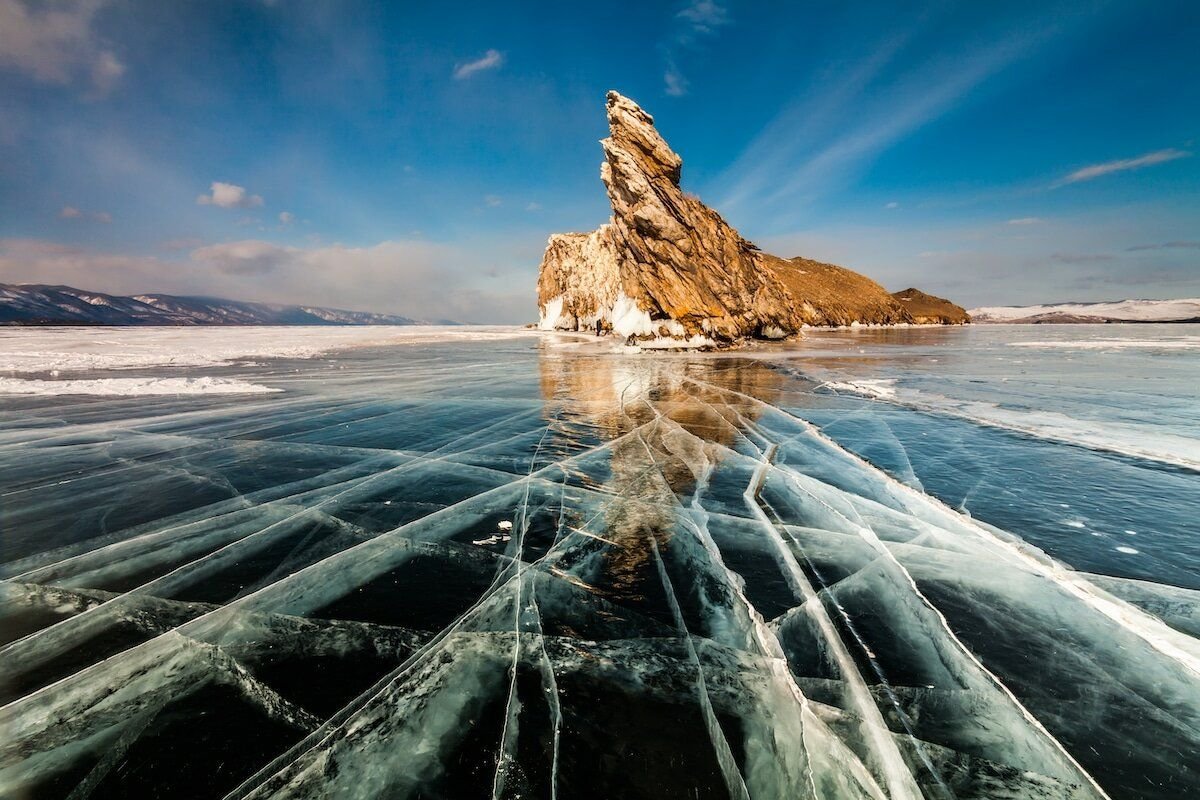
xmin=0 ymin=0 xmax=1197 ymax=322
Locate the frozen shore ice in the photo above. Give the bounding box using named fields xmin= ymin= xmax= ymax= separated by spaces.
xmin=0 ymin=330 xmax=1197 ymax=799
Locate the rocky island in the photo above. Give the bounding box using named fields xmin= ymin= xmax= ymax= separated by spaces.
xmin=537 ymin=91 xmax=968 ymax=345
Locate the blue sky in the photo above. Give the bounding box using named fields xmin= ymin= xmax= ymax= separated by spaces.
xmin=0 ymin=0 xmax=1197 ymax=321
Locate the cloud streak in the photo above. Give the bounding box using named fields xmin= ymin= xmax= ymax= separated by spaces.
xmin=662 ymin=1 xmax=729 ymax=96
xmin=453 ymin=49 xmax=503 ymax=80
xmin=1054 ymin=148 xmax=1190 ymax=187
xmin=59 ymin=205 xmax=111 ymax=223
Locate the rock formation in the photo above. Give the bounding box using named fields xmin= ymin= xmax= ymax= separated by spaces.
xmin=537 ymin=91 xmax=969 ymax=343
xmin=890 ymin=288 xmax=971 ymax=325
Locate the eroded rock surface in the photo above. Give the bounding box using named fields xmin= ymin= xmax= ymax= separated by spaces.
xmin=537 ymin=91 xmax=969 ymax=343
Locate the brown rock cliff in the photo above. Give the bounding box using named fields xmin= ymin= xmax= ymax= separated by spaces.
xmin=537 ymin=91 xmax=968 ymax=342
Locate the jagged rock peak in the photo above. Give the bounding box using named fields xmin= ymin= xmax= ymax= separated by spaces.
xmin=604 ymin=90 xmax=682 ymax=186
xmin=536 ymin=91 xmax=968 ymax=345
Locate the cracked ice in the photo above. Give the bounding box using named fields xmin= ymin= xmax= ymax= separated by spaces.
xmin=1 ymin=333 xmax=1199 ymax=799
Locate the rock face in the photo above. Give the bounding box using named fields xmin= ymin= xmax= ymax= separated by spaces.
xmin=890 ymin=288 xmax=971 ymax=325
xmin=537 ymin=91 xmax=969 ymax=342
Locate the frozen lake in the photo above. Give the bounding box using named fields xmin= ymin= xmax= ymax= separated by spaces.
xmin=1 ymin=324 xmax=1198 ymax=799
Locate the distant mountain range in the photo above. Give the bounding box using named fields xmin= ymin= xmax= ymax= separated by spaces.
xmin=969 ymin=298 xmax=1200 ymax=324
xmin=0 ymin=284 xmax=443 ymax=326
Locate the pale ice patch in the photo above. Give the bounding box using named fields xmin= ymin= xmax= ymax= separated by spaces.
xmin=631 ymin=334 xmax=716 ymax=350
xmin=0 ymin=325 xmax=536 ymax=374
xmin=609 ymin=292 xmax=655 ymax=338
xmin=760 ymin=325 xmax=790 ymax=340
xmin=0 ymin=376 xmax=281 ymax=396
xmin=820 ymin=378 xmax=899 ymax=400
xmin=1010 ymin=337 xmax=1200 ymax=350
xmin=538 ymin=296 xmax=565 ymax=331
xmin=817 ymin=375 xmax=1200 ymax=471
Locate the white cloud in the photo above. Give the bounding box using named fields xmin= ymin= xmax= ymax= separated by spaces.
xmin=484 ymin=194 xmax=502 ymax=208
xmin=196 ymin=181 xmax=264 ymax=209
xmin=885 ymin=201 xmax=900 ymax=209
xmin=279 ymin=211 xmax=294 ymax=225
xmin=453 ymin=49 xmax=503 ymax=80
xmin=59 ymin=205 xmax=111 ymax=222
xmin=1055 ymin=148 xmax=1190 ymax=187
xmin=0 ymin=0 xmax=125 ymax=94
xmin=1007 ymin=217 xmax=1043 ymax=225
xmin=525 ymin=202 xmax=542 ymax=212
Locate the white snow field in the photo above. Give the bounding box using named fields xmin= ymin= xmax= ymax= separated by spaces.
xmin=970 ymin=297 xmax=1200 ymax=322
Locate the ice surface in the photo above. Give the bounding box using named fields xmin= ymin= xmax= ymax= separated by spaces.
xmin=0 ymin=325 xmax=536 ymax=373
xmin=797 ymin=325 xmax=1200 ymax=472
xmin=0 ymin=326 xmax=1198 ymax=799
xmin=1009 ymin=336 xmax=1200 ymax=350
xmin=0 ymin=375 xmax=281 ymax=395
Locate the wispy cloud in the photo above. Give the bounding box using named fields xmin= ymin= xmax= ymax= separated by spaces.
xmin=0 ymin=0 xmax=125 ymax=94
xmin=484 ymin=194 xmax=502 ymax=208
xmin=884 ymin=201 xmax=900 ymax=209
xmin=662 ymin=1 xmax=729 ymax=96
xmin=1007 ymin=217 xmax=1043 ymax=225
xmin=711 ymin=12 xmax=1063 ymax=220
xmin=1053 ymin=148 xmax=1190 ymax=187
xmin=196 ymin=181 xmax=264 ymax=209
xmin=1051 ymin=251 xmax=1114 ymax=264
xmin=1126 ymin=240 xmax=1200 ymax=251
xmin=278 ymin=211 xmax=294 ymax=225
xmin=59 ymin=205 xmax=111 ymax=223
xmin=453 ymin=49 xmax=503 ymax=80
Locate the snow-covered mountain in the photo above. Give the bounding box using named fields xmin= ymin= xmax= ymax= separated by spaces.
xmin=0 ymin=284 xmax=429 ymax=326
xmin=969 ymin=298 xmax=1200 ymax=324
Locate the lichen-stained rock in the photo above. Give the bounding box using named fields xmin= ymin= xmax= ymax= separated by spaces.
xmin=537 ymin=90 xmax=968 ymax=344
